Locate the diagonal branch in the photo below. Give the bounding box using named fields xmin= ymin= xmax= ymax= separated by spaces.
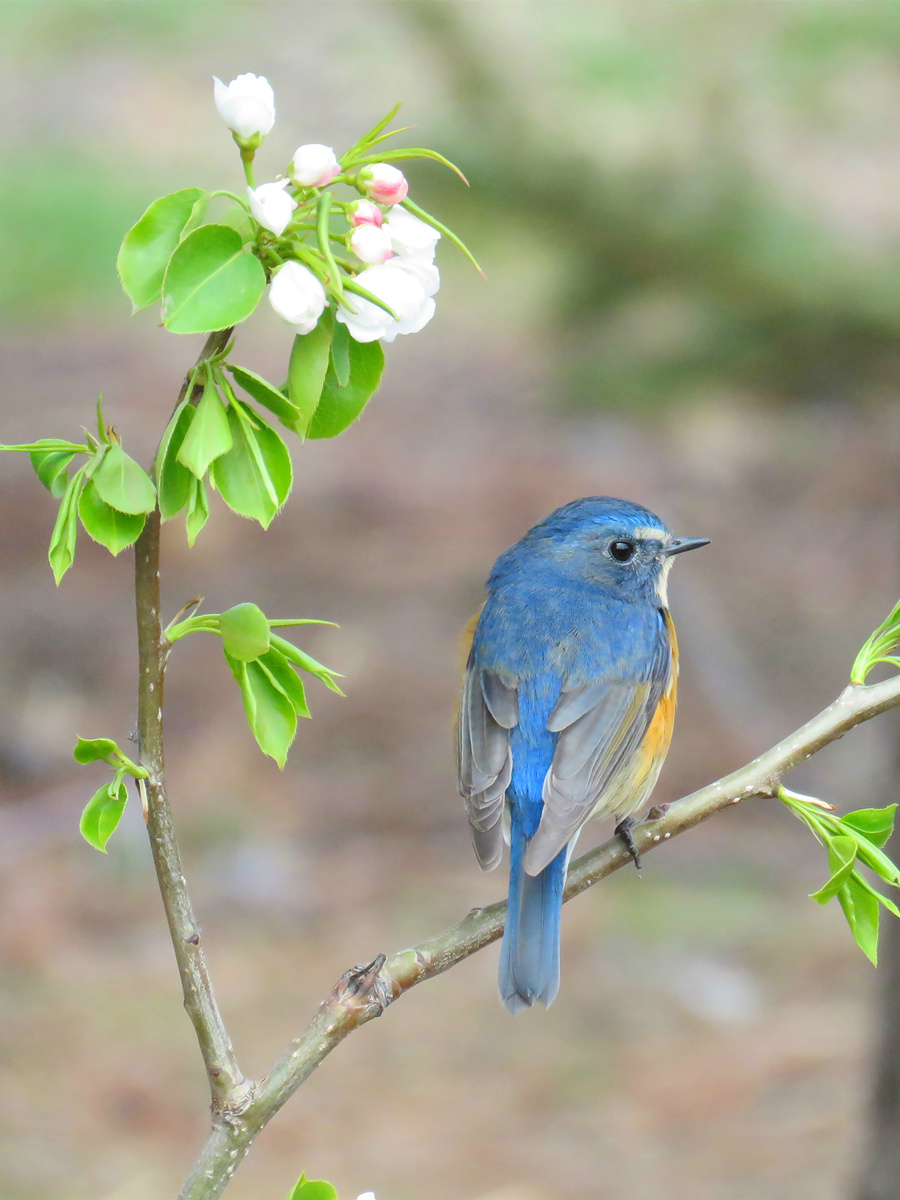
xmin=178 ymin=672 xmax=900 ymax=1198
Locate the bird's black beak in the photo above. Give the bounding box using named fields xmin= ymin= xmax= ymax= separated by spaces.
xmin=662 ymin=537 xmax=710 ymax=557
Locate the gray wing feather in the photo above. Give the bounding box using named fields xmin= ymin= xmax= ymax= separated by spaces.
xmin=457 ymin=666 xmax=518 ymax=871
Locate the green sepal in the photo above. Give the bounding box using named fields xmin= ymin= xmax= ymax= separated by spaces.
xmin=78 ymin=479 xmax=146 ymax=555
xmin=80 ymin=779 xmax=128 ymax=853
xmin=185 ymin=477 xmax=210 ymax=546
xmin=209 ymin=401 xmax=292 ymax=527
xmin=48 ymin=467 xmax=86 ymax=585
xmin=156 ymin=400 xmax=197 ymax=521
xmin=31 ymin=449 xmax=77 ymax=498
xmin=287 ymin=309 xmax=334 ymax=436
xmin=176 ymin=379 xmax=233 ymax=478
xmin=308 ymin=337 xmax=384 ymax=439
xmin=162 ymin=224 xmax=266 ymax=335
xmin=286 ymin=1174 xmax=337 ymax=1200
xmin=225 ymin=363 xmax=304 ymax=431
xmin=92 ymin=444 xmax=157 ymax=515
xmin=118 ymin=188 xmax=208 ymax=310
xmin=219 ymin=602 xmax=270 ymax=662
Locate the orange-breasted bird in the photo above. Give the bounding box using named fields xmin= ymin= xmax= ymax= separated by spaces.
xmin=456 ymin=497 xmax=708 ymax=1012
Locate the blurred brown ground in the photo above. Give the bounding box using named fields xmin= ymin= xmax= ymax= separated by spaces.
xmin=2 ymin=4 xmax=900 ymax=1199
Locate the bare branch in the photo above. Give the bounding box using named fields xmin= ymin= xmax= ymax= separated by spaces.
xmin=178 ymin=673 xmax=900 ymax=1197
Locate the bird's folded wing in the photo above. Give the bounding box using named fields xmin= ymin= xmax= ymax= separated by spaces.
xmin=524 ymin=651 xmax=670 ymax=877
xmin=457 ymin=665 xmax=518 ymax=871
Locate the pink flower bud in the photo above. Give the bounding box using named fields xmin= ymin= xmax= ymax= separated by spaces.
xmin=348 ymin=200 xmax=384 ymax=228
xmin=359 ymin=163 xmax=408 ymax=206
xmin=349 ymin=223 xmax=394 ymax=265
xmin=289 ymin=143 xmax=340 ymax=188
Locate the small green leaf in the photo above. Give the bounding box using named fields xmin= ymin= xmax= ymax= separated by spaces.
xmin=226 ymin=363 xmax=303 ymax=430
xmin=118 ymin=188 xmax=208 ymax=310
xmin=286 ymin=1175 xmax=338 ymax=1200
xmin=78 ymin=480 xmax=146 ymax=554
xmin=357 ymin=146 xmax=469 ymax=185
xmin=31 ymin=449 xmax=77 ymax=498
xmin=330 ymin=318 xmax=350 ymax=389
xmin=185 ymin=477 xmax=210 ymax=546
xmin=219 ymin=602 xmax=270 ymax=662
xmin=837 ymin=873 xmax=881 ymax=965
xmin=308 ymin=338 xmax=384 ymax=440
xmin=176 ymin=381 xmax=233 ymax=478
xmin=842 ymin=806 xmax=897 ymax=849
xmin=80 ymin=781 xmax=128 ymax=852
xmin=209 ymin=402 xmax=291 ymax=527
xmin=92 ymin=445 xmax=156 ymax=515
xmin=288 ymin=310 xmax=334 ymax=435
xmin=810 ymin=834 xmax=858 ymax=904
xmin=1 ymin=439 xmax=88 ymax=454
xmin=217 ymin=203 xmax=255 ymax=242
xmin=73 ymin=736 xmax=121 ymax=765
xmin=225 ymin=651 xmax=297 ymax=767
xmin=162 ymin=224 xmax=266 ymax=334
xmin=269 ymin=634 xmax=344 ymax=694
xmin=156 ymin=401 xmax=196 ymax=521
xmin=49 ymin=468 xmax=86 ymax=585
xmin=258 ymin=648 xmax=310 ymax=717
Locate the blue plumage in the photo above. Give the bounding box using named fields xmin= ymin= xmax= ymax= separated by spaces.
xmin=457 ymin=496 xmax=708 ymax=1012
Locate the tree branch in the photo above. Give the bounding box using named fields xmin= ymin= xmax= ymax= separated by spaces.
xmin=178 ymin=673 xmax=900 ymax=1197
xmin=134 ymin=329 xmax=252 ymax=1115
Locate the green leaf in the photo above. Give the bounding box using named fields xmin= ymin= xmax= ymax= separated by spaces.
xmin=209 ymin=402 xmax=291 ymax=527
xmin=308 ymin=338 xmax=384 ymax=440
xmin=118 ymin=188 xmax=207 ymax=310
xmin=837 ymin=873 xmax=881 ymax=965
xmin=31 ymin=449 xmax=77 ymax=498
xmin=225 ymin=651 xmax=297 ymax=767
xmin=258 ymin=648 xmax=310 ymax=717
xmin=73 ymin=736 xmax=120 ymax=765
xmin=80 ymin=780 xmax=128 ymax=853
xmin=49 ymin=468 xmax=85 ymax=585
xmin=176 ymin=381 xmax=233 ymax=478
xmin=357 ymin=146 xmax=469 ymax=185
xmin=156 ymin=401 xmax=196 ymax=521
xmin=78 ymin=479 xmax=146 ymax=554
xmin=185 ymin=477 xmax=210 ymax=546
xmin=162 ymin=224 xmax=266 ymax=335
xmin=219 ymin=602 xmax=270 ymax=662
xmin=225 ymin=363 xmax=303 ymax=431
xmin=810 ymin=834 xmax=858 ymax=904
xmin=287 ymin=309 xmax=334 ymax=435
xmin=92 ymin=444 xmax=156 ymax=515
xmin=1 ymin=439 xmax=88 ymax=454
xmin=842 ymin=806 xmax=897 ymax=849
xmin=402 ymin=198 xmax=484 ymax=276
xmin=330 ymin=318 xmax=350 ymax=389
xmin=217 ymin=203 xmax=255 ymax=242
xmin=286 ymin=1176 xmax=338 ymax=1200
xmin=269 ymin=634 xmax=344 ymax=694
xmin=849 ymin=836 xmax=900 ymax=887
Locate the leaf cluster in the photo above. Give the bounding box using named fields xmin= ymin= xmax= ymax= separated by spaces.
xmin=73 ymin=736 xmax=149 ymax=852
xmin=851 ymin=598 xmax=900 ymax=683
xmin=779 ymin=788 xmax=900 ymax=964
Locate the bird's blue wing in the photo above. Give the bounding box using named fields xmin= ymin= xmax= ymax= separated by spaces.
xmin=457 ymin=663 xmax=518 ymax=871
xmin=522 ymin=629 xmax=671 ymax=876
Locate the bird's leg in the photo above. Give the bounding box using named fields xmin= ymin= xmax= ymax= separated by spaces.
xmin=615 ymin=817 xmax=642 ymax=871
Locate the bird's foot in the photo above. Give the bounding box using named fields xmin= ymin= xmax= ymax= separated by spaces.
xmin=615 ymin=817 xmax=642 ymax=872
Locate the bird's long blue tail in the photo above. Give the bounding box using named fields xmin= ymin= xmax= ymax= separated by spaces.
xmin=499 ymin=822 xmax=566 ymax=1013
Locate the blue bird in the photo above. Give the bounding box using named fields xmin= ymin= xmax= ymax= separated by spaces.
xmin=457 ymin=497 xmax=708 ymax=1012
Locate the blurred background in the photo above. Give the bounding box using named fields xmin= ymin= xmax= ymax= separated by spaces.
xmin=2 ymin=3 xmax=900 ymax=1198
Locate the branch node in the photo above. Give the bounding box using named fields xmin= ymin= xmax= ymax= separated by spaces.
xmin=330 ymin=953 xmax=392 ymax=1019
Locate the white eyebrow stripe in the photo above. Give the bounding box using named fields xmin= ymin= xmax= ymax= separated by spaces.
xmin=633 ymin=525 xmax=667 ymax=540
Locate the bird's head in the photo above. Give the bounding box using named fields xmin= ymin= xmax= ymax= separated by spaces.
xmin=517 ymin=496 xmax=709 ymax=605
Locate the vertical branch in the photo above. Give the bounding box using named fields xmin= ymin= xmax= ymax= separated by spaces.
xmin=134 ymin=329 xmax=250 ymax=1113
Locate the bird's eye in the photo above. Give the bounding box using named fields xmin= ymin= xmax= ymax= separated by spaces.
xmin=609 ymin=540 xmax=636 ymax=563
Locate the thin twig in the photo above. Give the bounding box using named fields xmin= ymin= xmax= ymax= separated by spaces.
xmin=135 ymin=329 xmax=251 ymax=1114
xmin=178 ymin=673 xmax=900 ymax=1197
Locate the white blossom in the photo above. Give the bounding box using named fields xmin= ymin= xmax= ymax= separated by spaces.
xmin=213 ymin=73 xmax=275 ymax=142
xmin=359 ymin=162 xmax=408 ymax=205
xmin=336 ymin=260 xmax=437 ymax=343
xmin=268 ymin=261 xmax=327 ymax=335
xmin=247 ymin=180 xmax=297 ymax=237
xmin=356 ymin=1194 xmax=376 ymax=1200
xmin=349 ymin=223 xmax=394 ymax=265
xmin=290 ymin=143 xmax=340 ymax=188
xmin=384 ymin=206 xmax=440 ymax=261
